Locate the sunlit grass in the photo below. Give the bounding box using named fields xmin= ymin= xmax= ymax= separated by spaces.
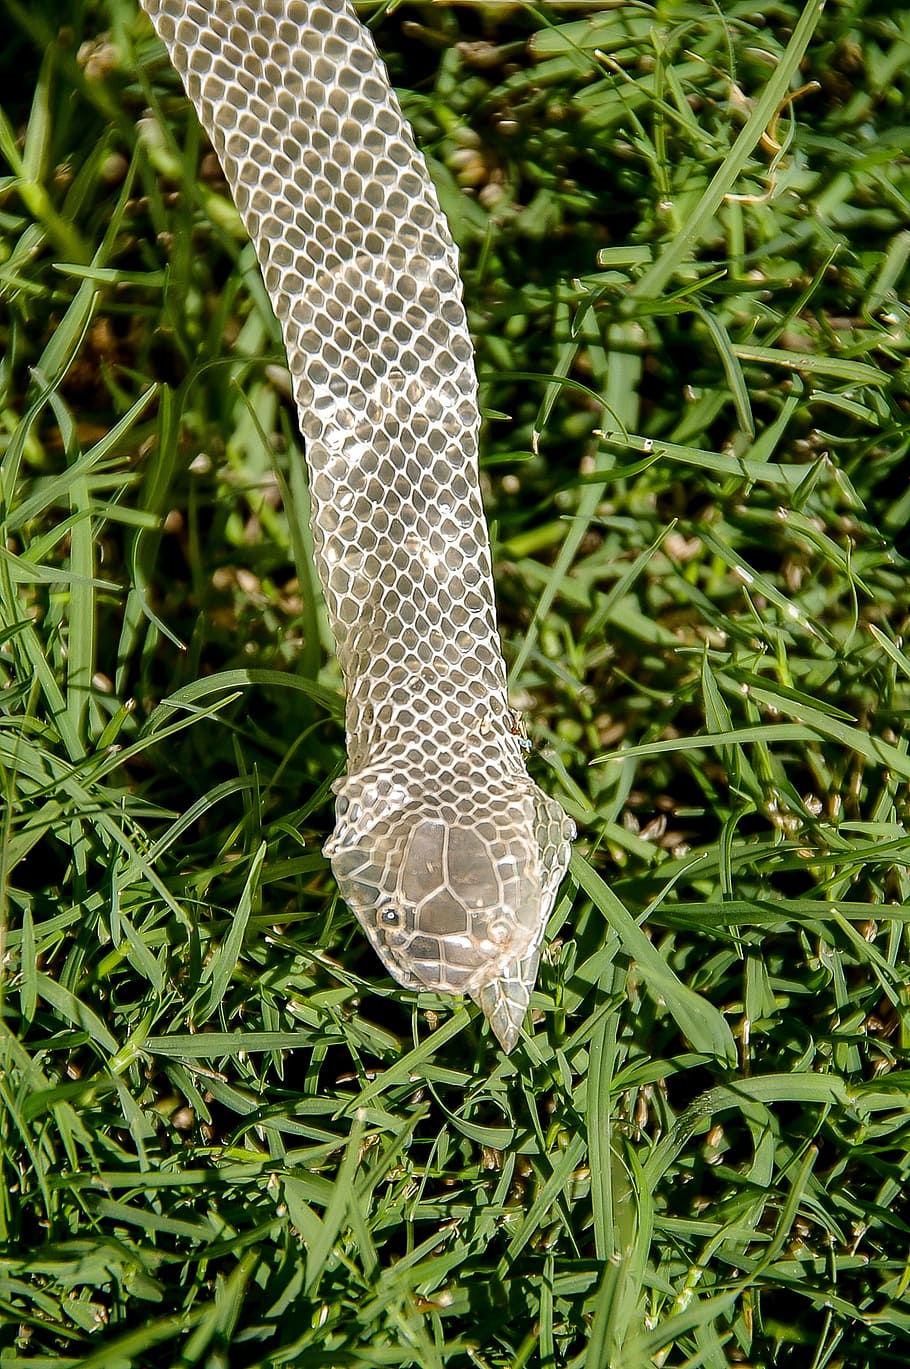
xmin=1 ymin=1 xmax=909 ymax=1364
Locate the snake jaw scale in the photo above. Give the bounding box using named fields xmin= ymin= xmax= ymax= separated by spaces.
xmin=471 ymin=966 xmax=536 ymax=1056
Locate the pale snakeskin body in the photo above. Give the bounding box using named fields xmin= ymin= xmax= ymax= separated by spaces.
xmin=140 ymin=0 xmax=574 ymax=1051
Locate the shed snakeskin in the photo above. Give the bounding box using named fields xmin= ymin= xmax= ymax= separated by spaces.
xmin=140 ymin=0 xmax=574 ymax=1051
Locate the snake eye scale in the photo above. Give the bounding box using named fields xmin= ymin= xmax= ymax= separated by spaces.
xmin=140 ymin=0 xmax=575 ymax=1051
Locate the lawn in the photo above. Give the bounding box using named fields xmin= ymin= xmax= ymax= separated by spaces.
xmin=2 ymin=0 xmax=910 ymax=1364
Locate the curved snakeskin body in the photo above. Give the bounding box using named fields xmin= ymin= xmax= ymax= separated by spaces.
xmin=140 ymin=0 xmax=574 ymax=1050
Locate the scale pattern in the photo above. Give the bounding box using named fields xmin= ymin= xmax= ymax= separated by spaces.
xmin=140 ymin=0 xmax=574 ymax=1051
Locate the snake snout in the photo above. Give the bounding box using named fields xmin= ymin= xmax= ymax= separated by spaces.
xmin=327 ymin=793 xmax=544 ymax=997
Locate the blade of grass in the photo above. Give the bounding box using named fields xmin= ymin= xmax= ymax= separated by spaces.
xmin=571 ymin=852 xmax=737 ymax=1064
xmin=628 ymin=0 xmax=827 ymax=301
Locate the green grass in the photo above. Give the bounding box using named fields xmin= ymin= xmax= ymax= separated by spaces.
xmin=1 ymin=0 xmax=910 ymax=1363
